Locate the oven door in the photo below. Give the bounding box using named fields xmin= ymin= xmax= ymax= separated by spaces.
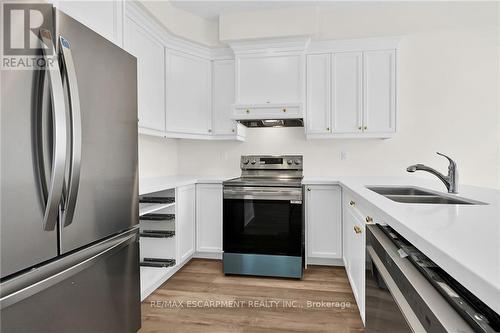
xmin=223 ymin=186 xmax=303 ymax=257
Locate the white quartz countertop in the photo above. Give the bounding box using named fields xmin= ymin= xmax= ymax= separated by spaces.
xmin=303 ymin=176 xmax=500 ymax=314
xmin=139 ymin=175 xmax=236 ymax=195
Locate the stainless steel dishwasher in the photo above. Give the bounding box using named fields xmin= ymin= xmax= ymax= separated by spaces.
xmin=365 ymin=224 xmax=500 ymax=333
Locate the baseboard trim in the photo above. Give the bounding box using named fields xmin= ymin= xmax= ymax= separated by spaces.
xmin=193 ymin=251 xmax=223 ymax=260
xmin=307 ymin=257 xmax=344 ymax=266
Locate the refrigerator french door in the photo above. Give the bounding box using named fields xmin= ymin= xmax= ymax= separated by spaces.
xmin=1 ymin=6 xmax=140 ymax=333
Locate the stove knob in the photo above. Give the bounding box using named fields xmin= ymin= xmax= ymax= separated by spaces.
xmin=287 ymin=159 xmax=293 ymax=165
xmin=294 ymin=159 xmax=301 ymax=165
xmin=251 ymin=160 xmax=257 ymax=165
xmin=243 ymin=159 xmax=250 ymax=165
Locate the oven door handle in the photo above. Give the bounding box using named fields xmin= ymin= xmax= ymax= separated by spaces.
xmin=223 ymin=187 xmax=302 ymax=201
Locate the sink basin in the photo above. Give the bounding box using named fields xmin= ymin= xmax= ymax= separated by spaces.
xmin=366 ymin=187 xmax=434 ymax=196
xmin=367 ymin=186 xmax=485 ymax=205
xmin=381 ymin=195 xmax=475 ymax=205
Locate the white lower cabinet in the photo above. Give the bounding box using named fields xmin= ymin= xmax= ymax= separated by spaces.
xmin=195 ymin=184 xmax=223 ymax=254
xmin=305 ymin=185 xmax=342 ymax=263
xmin=343 ymin=194 xmax=366 ymax=324
xmin=176 ymin=185 xmax=196 ymax=263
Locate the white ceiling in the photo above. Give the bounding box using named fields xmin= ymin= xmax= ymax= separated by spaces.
xmin=170 ymin=1 xmax=322 ymax=20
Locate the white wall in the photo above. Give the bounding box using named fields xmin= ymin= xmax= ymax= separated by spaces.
xmin=137 ymin=1 xmax=499 ymax=188
xmin=138 ymin=135 xmax=179 ymax=178
xmin=177 ymin=2 xmax=500 ymax=188
xmin=219 ymin=2 xmax=497 ymax=41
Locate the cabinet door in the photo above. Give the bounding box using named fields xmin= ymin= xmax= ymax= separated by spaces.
xmin=166 ymin=50 xmax=211 ymax=135
xmin=57 ymin=0 xmax=123 ymax=45
xmin=124 ymin=16 xmax=165 ymax=133
xmin=343 ymin=206 xmax=366 ymax=323
xmin=196 ymin=184 xmax=223 ymax=253
xmin=306 ymin=185 xmax=342 ymax=259
xmin=332 ymin=52 xmax=363 ymax=134
xmin=363 ymin=50 xmax=396 ymax=133
xmin=177 ymin=185 xmax=196 ymax=263
xmin=236 ymin=54 xmax=303 ymax=104
xmin=306 ymin=54 xmax=331 ymax=134
xmin=212 ymin=60 xmax=237 ymax=135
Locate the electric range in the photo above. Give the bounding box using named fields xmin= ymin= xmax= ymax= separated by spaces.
xmin=222 ymin=155 xmax=304 ymax=279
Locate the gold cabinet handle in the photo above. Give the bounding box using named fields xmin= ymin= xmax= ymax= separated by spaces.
xmin=349 ymin=200 xmax=355 ymax=206
xmin=353 ymin=226 xmax=362 ymax=234
xmin=365 ymin=216 xmax=373 ymax=224
xmin=246 ymin=109 xmax=250 ymax=113
xmin=283 ymin=108 xmax=287 ymax=112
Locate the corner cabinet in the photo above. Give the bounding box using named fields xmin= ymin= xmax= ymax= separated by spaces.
xmin=306 ymin=45 xmax=397 ymax=139
xmin=305 ymin=185 xmax=342 ymax=265
xmin=123 ymin=15 xmax=166 ymax=136
xmin=121 ymin=2 xmax=244 ymax=141
xmin=195 ymin=184 xmax=223 ymax=256
xmin=165 ymin=50 xmax=212 ymax=137
xmin=176 ymin=185 xmax=196 ymax=264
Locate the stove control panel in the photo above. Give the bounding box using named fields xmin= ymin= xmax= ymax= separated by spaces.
xmin=240 ymin=155 xmax=303 ymax=170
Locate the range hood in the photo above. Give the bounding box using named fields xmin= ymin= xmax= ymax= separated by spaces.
xmin=237 ymin=119 xmax=304 ymax=128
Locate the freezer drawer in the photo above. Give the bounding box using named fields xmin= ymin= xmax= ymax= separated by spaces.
xmin=0 ymin=229 xmax=141 ymax=333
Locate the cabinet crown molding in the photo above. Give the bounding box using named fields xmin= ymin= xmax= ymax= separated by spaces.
xmin=227 ymin=36 xmax=311 ymax=55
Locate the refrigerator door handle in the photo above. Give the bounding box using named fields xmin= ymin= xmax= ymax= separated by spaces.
xmin=39 ymin=29 xmax=67 ymax=231
xmin=0 ymin=228 xmax=138 ymax=309
xmin=59 ymin=35 xmax=82 ymax=227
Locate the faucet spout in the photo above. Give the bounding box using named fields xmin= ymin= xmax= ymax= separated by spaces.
xmin=406 ymin=153 xmax=459 ymax=193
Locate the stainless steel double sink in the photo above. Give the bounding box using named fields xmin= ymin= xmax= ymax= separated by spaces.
xmin=367 ymin=186 xmax=485 ymax=205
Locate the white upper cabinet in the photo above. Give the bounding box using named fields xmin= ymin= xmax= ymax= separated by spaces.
xmin=229 ymin=37 xmax=309 ymax=120
xmin=212 ymin=60 xmax=239 ymax=136
xmin=121 ymin=2 xmax=243 ymax=141
xmin=236 ymin=54 xmax=303 ymax=104
xmin=56 ymin=0 xmax=123 ymax=45
xmin=306 ymin=54 xmax=331 ymax=134
xmin=305 ymin=38 xmax=399 ymax=139
xmin=124 ymin=16 xmax=166 ymax=135
xmin=165 ymin=50 xmax=212 ymax=136
xmin=363 ymin=50 xmax=396 ymax=134
xmin=332 ymin=52 xmax=363 ymax=134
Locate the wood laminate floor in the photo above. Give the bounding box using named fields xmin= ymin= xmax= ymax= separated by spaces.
xmin=140 ymin=259 xmax=364 ymax=333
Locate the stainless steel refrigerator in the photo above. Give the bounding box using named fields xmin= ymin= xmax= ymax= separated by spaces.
xmin=1 ymin=5 xmax=140 ymax=333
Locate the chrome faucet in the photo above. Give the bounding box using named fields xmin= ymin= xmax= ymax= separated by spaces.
xmin=407 ymin=152 xmax=459 ymax=193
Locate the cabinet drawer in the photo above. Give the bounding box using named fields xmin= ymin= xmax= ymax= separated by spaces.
xmin=233 ymin=104 xmax=301 ymax=119
xmin=343 ymin=192 xmax=382 ymax=225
